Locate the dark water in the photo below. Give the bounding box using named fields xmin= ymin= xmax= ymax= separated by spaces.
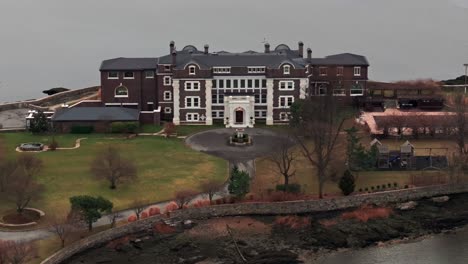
xmin=316 ymin=228 xmax=468 ymax=264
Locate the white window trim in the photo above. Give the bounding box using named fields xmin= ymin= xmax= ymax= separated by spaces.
xmin=279 ymin=81 xmax=295 ymax=91
xmin=279 ymin=112 xmax=290 ymax=121
xmin=114 ymin=86 xmax=129 ymax=98
xmin=145 ymin=71 xmax=154 ymax=79
xmin=108 ymin=71 xmax=119 ymax=79
xmin=189 ymin=66 xmax=196 ymax=75
xmin=123 ymin=71 xmax=134 ymax=79
xmin=213 ymin=67 xmax=231 ymax=74
xmin=185 ymin=96 xmax=201 ymax=109
xmin=186 ymin=113 xmax=200 ymax=121
xmin=333 ymin=89 xmax=346 ymax=96
xmin=350 ymin=84 xmax=364 ymax=96
xmin=354 ymin=66 xmax=361 ymax=76
xmin=254 ymin=110 xmax=267 ymax=118
xmin=336 ymin=67 xmax=344 ymax=76
xmin=279 ymin=96 xmax=294 ymax=108
xmin=163 ymin=91 xmax=172 ymax=101
xmin=185 ymin=81 xmax=201 ymax=91
xmin=248 ymin=67 xmax=266 ymax=73
xmin=163 ymin=76 xmax=172 ymax=85
xmin=164 ymin=107 xmax=172 ymax=114
xmin=319 ymin=67 xmax=328 ymax=76
xmin=283 ymin=65 xmax=291 ymax=75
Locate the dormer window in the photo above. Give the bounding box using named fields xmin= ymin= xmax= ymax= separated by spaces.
xmin=189 ymin=65 xmax=196 ymax=75
xmin=123 ymin=72 xmax=134 ymax=79
xmin=115 ymin=85 xmax=128 ymax=98
xmin=164 ymin=65 xmax=171 ymax=71
xmin=283 ymin=65 xmax=291 ymax=75
xmin=108 ymin=71 xmax=118 ymax=79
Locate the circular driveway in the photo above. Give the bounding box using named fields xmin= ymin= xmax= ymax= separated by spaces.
xmin=185 ymin=128 xmax=293 ymax=161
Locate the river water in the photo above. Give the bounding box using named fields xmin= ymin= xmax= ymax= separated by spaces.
xmin=315 ymin=227 xmax=468 ymax=264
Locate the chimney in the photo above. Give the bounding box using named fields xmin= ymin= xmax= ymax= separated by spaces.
xmin=169 ymin=40 xmax=175 ymax=53
xmin=307 ymin=48 xmax=312 ymax=60
xmin=298 ymin=41 xmax=304 ymax=57
xmin=204 ymin=44 xmax=209 ymax=54
xmin=171 ymin=50 xmax=177 ymax=66
xmin=264 ymin=43 xmax=270 ymax=53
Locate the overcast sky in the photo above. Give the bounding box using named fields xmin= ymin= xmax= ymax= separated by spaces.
xmin=1 ymin=0 xmax=468 ymax=103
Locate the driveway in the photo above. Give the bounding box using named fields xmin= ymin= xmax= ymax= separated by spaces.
xmin=185 ymin=128 xmax=292 ymax=162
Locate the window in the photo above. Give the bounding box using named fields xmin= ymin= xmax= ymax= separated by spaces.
xmin=115 ymin=86 xmax=128 ymax=97
xmin=254 ymin=79 xmax=260 ymax=88
xmin=319 ymin=67 xmax=328 ymax=76
xmin=212 ymin=111 xmax=225 ymax=118
xmin=279 ymin=81 xmax=294 ymax=90
xmin=280 ymin=112 xmax=290 ymax=121
xmin=219 ymin=80 xmax=224 ymax=88
xmin=145 ymin=71 xmax=154 ymax=78
xmin=163 ymin=91 xmax=172 ymax=101
xmin=318 ymin=84 xmax=327 ymax=96
xmin=186 ymin=113 xmax=199 ymax=121
xmin=226 ymin=80 xmax=231 ymax=88
xmin=212 ymin=94 xmax=224 ymax=104
xmin=279 ymin=96 xmax=294 ymax=108
xmin=213 ymin=67 xmax=231 ymax=73
xmin=336 ymin=67 xmax=344 ymax=76
xmin=354 ymin=67 xmax=361 ymax=76
xmin=240 ymin=80 xmax=246 ymax=88
xmin=262 ymin=79 xmax=267 ymax=88
xmin=283 ymin=65 xmax=291 ymax=75
xmin=123 ymin=72 xmax=134 ymax=79
xmin=164 ymin=107 xmax=172 ymax=114
xmin=248 ymin=67 xmax=266 ymax=73
xmin=247 ymin=79 xmax=253 ymax=88
xmin=333 ymin=83 xmax=345 ymax=96
xmin=254 ymin=94 xmax=267 ymax=104
xmin=163 ymin=76 xmax=172 ymax=85
xmin=108 ymin=71 xmax=118 ymax=79
xmin=185 ymin=81 xmax=200 ymax=91
xmin=189 ymin=65 xmax=196 ymax=75
xmin=164 ymin=65 xmax=171 ymax=71
xmin=185 ymin=96 xmax=200 ymax=108
xmin=233 ymin=79 xmax=238 ymax=88
xmin=254 ymin=110 xmax=267 ymax=118
xmin=350 ymin=84 xmax=364 ymax=96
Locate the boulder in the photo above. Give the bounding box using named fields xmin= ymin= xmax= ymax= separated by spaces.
xmin=431 ymin=196 xmax=450 ymax=203
xmin=396 ymin=201 xmax=418 ymax=211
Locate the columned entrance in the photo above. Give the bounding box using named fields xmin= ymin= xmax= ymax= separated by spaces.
xmin=224 ymin=95 xmax=255 ymax=128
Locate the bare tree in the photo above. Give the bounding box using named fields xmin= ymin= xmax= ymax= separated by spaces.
xmin=453 ymin=93 xmax=467 ymax=154
xmin=291 ymin=96 xmax=345 ymax=199
xmin=200 ymin=180 xmax=222 ymax=203
xmin=16 ymin=153 xmax=43 ymax=178
xmin=163 ymin=122 xmax=176 ymax=138
xmin=267 ymin=135 xmax=296 ymax=186
xmin=49 ymin=215 xmax=76 ymax=248
xmin=0 ymin=240 xmax=36 ymax=264
xmin=131 ymin=199 xmax=148 ymax=220
xmin=91 ymin=145 xmax=137 ymax=189
xmin=0 ymin=160 xmax=17 ymax=193
xmin=7 ymin=170 xmax=43 ymax=213
xmin=174 ymin=189 xmax=198 ymax=209
xmin=107 ymin=211 xmax=122 ymax=228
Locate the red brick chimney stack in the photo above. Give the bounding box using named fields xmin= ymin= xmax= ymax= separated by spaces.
xmin=264 ymin=43 xmax=270 ymax=53
xmin=204 ymin=44 xmax=209 ymax=54
xmin=298 ymin=41 xmax=304 ymax=57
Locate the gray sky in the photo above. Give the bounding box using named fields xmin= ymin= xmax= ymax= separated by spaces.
xmin=1 ymin=0 xmax=468 ymax=103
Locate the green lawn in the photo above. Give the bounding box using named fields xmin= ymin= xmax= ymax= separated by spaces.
xmin=175 ymin=124 xmax=225 ymax=136
xmin=0 ymin=132 xmax=227 ymax=217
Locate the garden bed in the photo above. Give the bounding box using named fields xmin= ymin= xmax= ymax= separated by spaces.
xmin=2 ymin=208 xmax=41 ymax=225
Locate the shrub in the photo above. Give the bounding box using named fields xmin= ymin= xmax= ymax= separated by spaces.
xmin=377 ymin=185 xmax=380 ymax=189
xmin=228 ymin=166 xmax=250 ymax=199
xmin=48 ymin=138 xmax=59 ymax=151
xmin=338 ymin=170 xmax=355 ymax=196
xmin=341 ymin=205 xmax=393 ymax=222
xmin=404 ymin=185 xmax=409 ymax=189
xmin=393 ymin=182 xmax=398 ymax=188
xmin=110 ymin=122 xmax=139 ymax=134
xmin=70 ymin=125 xmax=94 ymax=134
xmin=165 ymin=202 xmax=178 ymax=212
xmin=382 ymin=184 xmax=386 ymax=189
xmin=148 ymin=207 xmax=161 ymax=216
xmin=141 ymin=211 xmax=149 ymax=219
xmin=275 ymin=183 xmax=301 ymax=194
xmin=371 ymin=186 xmax=375 ymax=190
xmin=364 ymin=187 xmax=369 ymax=191
xmin=127 ymin=215 xmax=137 ymax=223
xmin=163 ymin=122 xmax=176 ymax=137
xmin=358 ymin=188 xmax=363 ymax=192
xmin=387 ymin=183 xmax=392 ymax=188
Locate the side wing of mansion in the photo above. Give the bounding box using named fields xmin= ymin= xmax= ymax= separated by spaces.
xmin=53 ymin=41 xmax=369 ymax=131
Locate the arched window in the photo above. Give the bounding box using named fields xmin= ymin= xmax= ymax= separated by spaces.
xmin=115 ymin=85 xmax=128 ymax=97
xmin=318 ymin=84 xmax=327 ymax=96
xmin=189 ymin=65 xmax=196 ymax=75
xmin=283 ymin=65 xmax=291 ymax=75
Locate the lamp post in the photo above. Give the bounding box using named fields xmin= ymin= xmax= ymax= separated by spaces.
xmin=464 ymin=64 xmax=468 ymax=94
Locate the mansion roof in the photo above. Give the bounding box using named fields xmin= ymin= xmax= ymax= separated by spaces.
xmin=52 ymin=107 xmax=140 ymax=122
xmin=99 ymin=43 xmax=369 ymax=71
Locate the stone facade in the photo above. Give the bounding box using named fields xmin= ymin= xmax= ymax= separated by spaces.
xmin=41 ymin=183 xmax=468 ymax=264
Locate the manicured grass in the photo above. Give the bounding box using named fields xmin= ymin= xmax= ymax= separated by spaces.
xmin=175 ymin=124 xmax=224 ymax=136
xmin=139 ymin=124 xmax=163 ymax=133
xmin=0 ymin=133 xmax=227 ymax=217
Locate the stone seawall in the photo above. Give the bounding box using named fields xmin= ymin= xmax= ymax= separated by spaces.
xmin=41 ymin=183 xmax=468 ymax=264
xmin=0 ymin=86 xmax=99 ymax=112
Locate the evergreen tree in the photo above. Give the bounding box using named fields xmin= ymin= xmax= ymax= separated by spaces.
xmin=339 ymin=170 xmax=355 ymax=196
xmin=228 ymin=166 xmax=250 ymax=199
xmin=69 ymin=195 xmax=113 ymax=231
xmin=29 ymin=111 xmax=49 ymax=134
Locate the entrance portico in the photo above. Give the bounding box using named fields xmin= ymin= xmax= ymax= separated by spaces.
xmin=224 ymin=95 xmax=255 ymax=128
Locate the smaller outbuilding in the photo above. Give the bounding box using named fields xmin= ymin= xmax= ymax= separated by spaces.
xmin=51 ymin=107 xmax=140 ymax=133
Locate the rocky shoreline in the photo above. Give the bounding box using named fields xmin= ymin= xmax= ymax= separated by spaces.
xmin=65 ymin=192 xmax=468 ymax=264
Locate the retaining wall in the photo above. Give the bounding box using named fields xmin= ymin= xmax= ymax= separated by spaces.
xmin=0 ymin=86 xmax=100 ymax=112
xmin=41 ymin=183 xmax=468 ymax=264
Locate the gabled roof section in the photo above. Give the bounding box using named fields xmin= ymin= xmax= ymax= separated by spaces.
xmin=100 ymin=58 xmax=158 ymax=71
xmin=52 ymin=107 xmax=140 ymax=122
xmin=309 ymin=53 xmax=369 ymax=66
